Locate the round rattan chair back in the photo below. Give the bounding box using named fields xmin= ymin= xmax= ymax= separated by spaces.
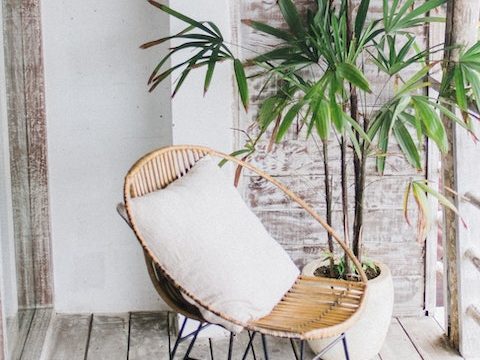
xmin=124 ymin=145 xmax=368 ymax=340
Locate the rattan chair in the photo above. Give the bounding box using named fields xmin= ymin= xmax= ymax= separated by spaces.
xmin=122 ymin=145 xmax=368 ymax=360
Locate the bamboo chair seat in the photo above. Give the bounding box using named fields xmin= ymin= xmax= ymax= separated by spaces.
xmin=123 ymin=145 xmax=368 ymax=340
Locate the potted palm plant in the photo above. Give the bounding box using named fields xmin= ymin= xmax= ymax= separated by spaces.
xmin=141 ymin=0 xmax=479 ymax=358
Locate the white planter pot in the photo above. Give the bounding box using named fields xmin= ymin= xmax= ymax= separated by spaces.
xmin=302 ymin=260 xmax=394 ymax=360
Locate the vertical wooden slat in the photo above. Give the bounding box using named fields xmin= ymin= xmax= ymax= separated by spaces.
xmin=144 ymin=162 xmax=155 ymax=193
xmin=21 ymin=0 xmax=53 ymax=306
xmin=3 ymin=0 xmax=35 ymax=309
xmin=181 ymin=149 xmax=192 ymax=170
xmin=167 ymin=150 xmax=180 ymax=179
xmin=160 ymin=154 xmax=173 ymax=184
xmin=151 ymin=157 xmax=162 ymax=190
xmin=442 ymin=0 xmax=480 ymax=355
xmin=155 ymin=156 xmax=167 ymax=188
xmin=175 ymin=150 xmax=187 ymax=176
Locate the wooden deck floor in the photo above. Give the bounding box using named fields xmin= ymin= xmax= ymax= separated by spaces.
xmin=18 ymin=310 xmax=462 ymax=359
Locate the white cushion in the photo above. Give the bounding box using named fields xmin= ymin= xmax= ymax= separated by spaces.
xmin=128 ymin=156 xmax=299 ymax=332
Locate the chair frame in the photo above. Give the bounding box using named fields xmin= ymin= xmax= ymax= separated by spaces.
xmin=123 ymin=145 xmax=368 ymax=358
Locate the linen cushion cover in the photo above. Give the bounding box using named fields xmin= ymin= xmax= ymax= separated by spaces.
xmin=127 ymin=156 xmax=299 ymax=331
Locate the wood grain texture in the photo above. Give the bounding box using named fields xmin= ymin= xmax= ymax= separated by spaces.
xmin=379 ymin=318 xmax=422 ymax=360
xmin=3 ymin=0 xmax=35 ymax=309
xmin=239 ymin=0 xmax=429 ymax=316
xmin=128 ymin=312 xmax=169 ymax=360
xmin=86 ymin=314 xmax=129 ymax=360
xmin=10 ymin=309 xmax=35 ymax=360
xmin=23 ymin=312 xmax=463 ymax=359
xmin=20 ymin=308 xmax=53 ymax=360
xmin=40 ymin=314 xmax=91 ymax=360
xmin=399 ymin=317 xmax=463 ymax=360
xmin=442 ymin=1 xmax=480 ymax=355
xmin=21 ymin=0 xmax=53 ymax=307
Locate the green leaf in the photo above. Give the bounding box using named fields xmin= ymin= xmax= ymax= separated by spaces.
xmin=204 ymin=45 xmax=221 ymax=94
xmin=258 ymin=97 xmax=280 ymax=130
xmin=337 ymin=62 xmax=372 ymax=93
xmin=355 ymin=0 xmax=371 ymax=40
xmin=234 ymin=59 xmax=249 ymax=111
xmin=278 ymin=0 xmax=305 ymax=38
xmin=276 ymin=102 xmax=304 ymax=142
xmin=399 ymin=0 xmax=447 ymax=27
xmin=344 ymin=114 xmax=371 ymax=143
xmin=393 ymin=120 xmax=422 ymax=170
xmin=314 ymin=99 xmax=331 ymax=140
xmin=376 ymin=114 xmax=392 ymax=174
xmin=147 ymin=0 xmax=217 ymax=37
xmin=218 ymin=149 xmax=252 ymax=167
xmin=454 ymin=66 xmax=468 ymax=111
xmin=242 ymin=20 xmax=293 ymax=41
xmin=140 ymin=25 xmax=196 ymax=49
xmin=414 ymin=181 xmax=460 ymax=216
xmin=330 ymin=98 xmax=344 ymax=132
xmin=412 ymin=97 xmax=448 ymax=153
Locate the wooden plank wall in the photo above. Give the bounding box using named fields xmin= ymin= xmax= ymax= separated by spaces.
xmin=2 ymin=0 xmax=53 ymax=308
xmin=239 ymin=0 xmax=428 ymax=316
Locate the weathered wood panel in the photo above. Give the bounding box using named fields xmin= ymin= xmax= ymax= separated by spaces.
xmin=399 ymin=317 xmax=463 ymax=359
xmin=442 ymin=1 xmax=480 ymax=356
xmin=128 ymin=312 xmax=169 ymax=360
xmin=21 ymin=0 xmax=53 ymax=307
xmin=2 ymin=0 xmax=35 ymax=310
xmin=40 ymin=314 xmax=91 ymax=360
xmin=379 ymin=318 xmax=422 ymax=359
xmin=10 ymin=309 xmax=34 ymax=360
xmin=86 ymin=314 xmax=129 ymax=360
xmin=20 ymin=308 xmax=53 ymax=360
xmin=239 ymin=0 xmax=429 ymax=315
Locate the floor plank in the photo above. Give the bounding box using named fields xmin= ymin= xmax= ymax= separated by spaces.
xmin=86 ymin=314 xmax=129 ymax=360
xmin=40 ymin=314 xmax=91 ymax=360
xmin=398 ymin=317 xmax=463 ymax=360
xmin=128 ymin=312 xmax=169 ymax=360
xmin=11 ymin=309 xmax=35 ymax=360
xmin=27 ymin=313 xmax=463 ymax=360
xmin=21 ymin=309 xmax=53 ymax=360
xmin=379 ymin=318 xmax=422 ymax=360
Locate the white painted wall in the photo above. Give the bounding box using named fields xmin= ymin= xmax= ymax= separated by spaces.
xmin=43 ymin=0 xmax=236 ymax=313
xmin=169 ymin=0 xmax=237 ymax=152
xmin=42 ymin=0 xmax=173 ymax=312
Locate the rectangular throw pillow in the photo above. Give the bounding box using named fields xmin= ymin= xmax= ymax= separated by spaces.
xmin=128 ymin=156 xmax=299 ymax=332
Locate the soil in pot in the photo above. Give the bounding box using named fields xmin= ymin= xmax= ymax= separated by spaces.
xmin=314 ymin=265 xmax=381 ymax=280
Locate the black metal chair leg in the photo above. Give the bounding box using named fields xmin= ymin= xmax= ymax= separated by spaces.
xmin=227 ymin=332 xmax=235 ymax=360
xmin=342 ymin=333 xmax=350 ymax=360
xmin=168 ymin=313 xmax=172 ymax=357
xmin=208 ymin=338 xmax=214 ymax=360
xmin=249 ymin=332 xmax=257 ymax=360
xmin=241 ymin=331 xmax=257 ymax=360
xmin=170 ymin=317 xmax=188 ymax=359
xmin=300 ymin=340 xmax=305 ymax=360
xmin=261 ymin=334 xmax=269 ymax=360
xmin=183 ymin=323 xmax=203 ymax=359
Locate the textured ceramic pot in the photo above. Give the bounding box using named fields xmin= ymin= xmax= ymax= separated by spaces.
xmin=302 ymin=260 xmax=394 ymax=360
